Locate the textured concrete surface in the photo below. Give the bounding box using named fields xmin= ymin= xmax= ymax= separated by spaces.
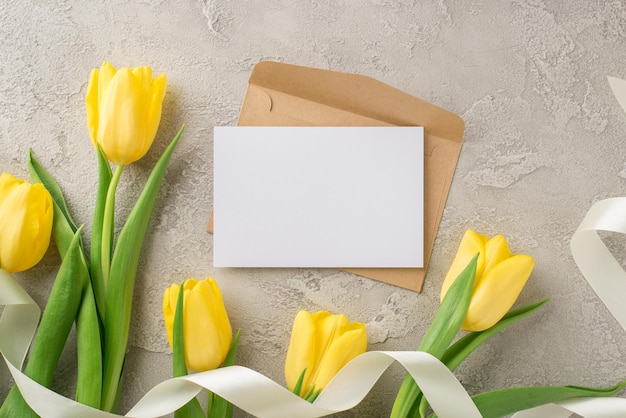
xmin=1 ymin=1 xmax=626 ymax=417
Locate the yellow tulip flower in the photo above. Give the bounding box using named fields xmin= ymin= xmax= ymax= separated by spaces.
xmin=285 ymin=310 xmax=367 ymax=399
xmin=0 ymin=172 xmax=53 ymax=273
xmin=86 ymin=62 xmax=167 ymax=165
xmin=440 ymin=229 xmax=535 ymax=332
xmin=163 ymin=278 xmax=232 ymax=372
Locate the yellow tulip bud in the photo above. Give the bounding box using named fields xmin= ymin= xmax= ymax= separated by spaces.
xmin=163 ymin=278 xmax=232 ymax=372
xmin=86 ymin=62 xmax=167 ymax=165
xmin=285 ymin=310 xmax=367 ymax=398
xmin=440 ymin=229 xmax=535 ymax=332
xmin=0 ymin=172 xmax=53 ymax=273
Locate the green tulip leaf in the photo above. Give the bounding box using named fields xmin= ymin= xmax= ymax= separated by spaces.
xmin=0 ymin=226 xmax=86 ymax=417
xmin=51 ymin=199 xmax=81 ymax=260
xmin=441 ymin=298 xmax=550 ymax=372
xmin=28 ymin=150 xmax=104 ymax=408
xmin=28 ymin=149 xmax=78 ymax=233
xmin=307 ymin=389 xmax=322 ymax=403
xmin=101 ymin=125 xmax=184 ymax=412
xmin=293 ymin=368 xmax=307 ymax=398
xmin=29 ymin=150 xmax=104 ymax=408
xmin=418 ymin=254 xmax=478 ymax=356
xmin=428 ymin=380 xmax=626 ymax=418
xmin=415 ymin=298 xmax=550 ymax=416
xmin=209 ymin=391 xmax=234 ymax=418
xmin=391 ymin=254 xmax=478 ymax=418
xmin=31 ymin=225 xmax=86 ymax=381
xmin=75 ymin=279 xmax=102 ymax=408
xmin=28 ymin=151 xmax=84 ymax=259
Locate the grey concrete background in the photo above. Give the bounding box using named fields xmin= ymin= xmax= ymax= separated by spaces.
xmin=1 ymin=1 xmax=626 ymax=416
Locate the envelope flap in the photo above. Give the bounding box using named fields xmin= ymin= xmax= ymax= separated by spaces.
xmin=250 ymin=61 xmax=464 ymax=141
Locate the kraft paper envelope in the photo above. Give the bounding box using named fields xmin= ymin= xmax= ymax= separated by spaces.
xmin=207 ymin=61 xmax=464 ymax=292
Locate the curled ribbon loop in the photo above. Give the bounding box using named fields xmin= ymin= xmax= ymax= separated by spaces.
xmin=2 ymin=197 xmax=626 ymax=417
xmin=570 ymin=197 xmax=626 ymax=331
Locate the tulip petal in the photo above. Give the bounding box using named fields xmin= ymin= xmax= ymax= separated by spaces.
xmin=85 ymin=69 xmax=100 ymax=145
xmin=97 ymin=62 xmax=117 ymax=103
xmin=441 ymin=230 xmax=487 ymax=300
xmin=130 ymin=66 xmax=157 ymax=158
xmin=0 ymin=172 xmax=23 ymax=204
xmin=163 ymin=279 xmax=196 ymax=351
xmin=29 ymin=184 xmax=53 ymax=265
xmin=313 ymin=323 xmax=367 ymax=390
xmin=285 ymin=310 xmax=317 ymax=394
xmin=96 ymin=63 xmax=117 ymax=142
xmin=184 ymin=285 xmax=221 ymax=371
xmin=0 ymin=179 xmax=52 ymax=273
xmin=98 ymin=68 xmax=151 ymax=165
xmin=482 ymin=234 xmax=513 ymax=280
xmin=162 ymin=284 xmax=178 ymax=349
xmin=182 ymin=278 xmax=198 ymax=292
xmin=314 ymin=313 xmax=348 ymax=368
xmin=462 ymin=254 xmax=535 ymax=331
xmin=145 ymin=73 xmax=167 ymax=154
xmin=202 ymin=278 xmax=232 ymax=348
xmin=131 ymin=66 xmax=153 ymax=94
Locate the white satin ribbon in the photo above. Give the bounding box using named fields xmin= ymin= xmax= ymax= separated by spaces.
xmin=0 ymin=268 xmax=481 ymax=418
xmin=570 ymin=197 xmax=626 ymax=330
xmin=512 ymin=398 xmax=626 ymax=418
xmin=509 ymin=197 xmax=626 ymax=418
xmin=2 ymin=196 xmax=626 ymax=417
xmin=512 ymin=79 xmax=626 ymax=417
xmin=0 ymin=271 xmax=480 ymax=418
xmin=0 ymin=269 xmax=40 ymax=369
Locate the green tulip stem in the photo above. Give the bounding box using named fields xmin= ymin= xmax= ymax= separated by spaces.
xmin=100 ymin=164 xmax=124 ymax=290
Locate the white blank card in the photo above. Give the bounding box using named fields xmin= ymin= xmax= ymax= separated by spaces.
xmin=213 ymin=126 xmax=424 ymax=268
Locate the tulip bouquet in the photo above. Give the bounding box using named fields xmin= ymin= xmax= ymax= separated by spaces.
xmin=0 ymin=61 xmax=184 ymax=416
xmin=390 ymin=230 xmax=626 ymax=418
xmin=152 ymin=229 xmax=624 ymax=418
